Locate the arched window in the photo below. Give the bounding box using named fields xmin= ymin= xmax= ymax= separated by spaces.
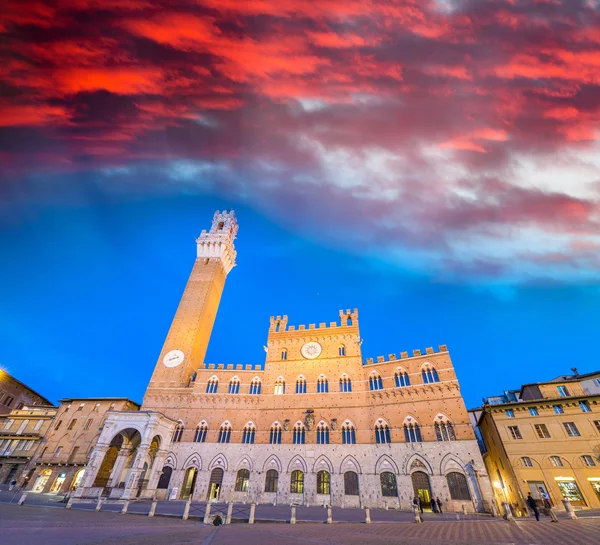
xmin=338 ymin=345 xmax=346 ymax=356
xmin=274 ymin=377 xmax=285 ymax=395
xmin=375 ymin=420 xmax=391 ymax=444
xmin=404 ymin=421 xmax=422 ymax=443
xmin=217 ymin=221 xmax=224 ymax=230
xmin=172 ymin=422 xmax=184 ymax=443
xmin=369 ymin=372 xmax=383 ymax=391
xmin=234 ymin=469 xmax=250 ymax=492
xmin=317 ymin=470 xmax=330 ymax=495
xmin=421 ymin=364 xmax=440 ymax=384
xmin=269 ymin=422 xmax=282 ymax=444
xmin=194 ymin=421 xmax=208 ymax=443
xmin=206 ymin=376 xmax=219 ymax=394
xmin=317 ymin=421 xmax=329 ymax=444
xmin=339 ymin=374 xmax=352 ymax=393
xmin=290 ymin=470 xmax=304 ymax=494
xmin=228 ymin=377 xmax=240 ymax=394
xmin=380 ymin=472 xmax=398 ymax=497
xmin=447 ymin=472 xmax=471 ymax=500
xmin=344 ymin=471 xmax=359 ymax=495
xmin=249 ymin=377 xmax=262 ymax=395
xmin=346 ymin=316 xmax=352 ymax=326
xmin=394 ymin=369 xmax=410 ymax=388
xmin=293 ymin=422 xmax=306 ymax=445
xmin=281 ymin=349 xmax=288 ymax=361
xmin=317 ymin=375 xmax=329 ymax=393
xmin=242 ymin=423 xmax=256 ymax=444
xmin=157 ymin=466 xmax=173 ymax=489
xmin=434 ymin=418 xmax=456 ymax=442
xmin=342 ymin=421 xmax=356 ymax=444
xmin=218 ymin=422 xmax=231 ymax=443
xmin=296 ymin=376 xmax=307 ymax=394
xmin=265 ymin=469 xmax=278 ymax=492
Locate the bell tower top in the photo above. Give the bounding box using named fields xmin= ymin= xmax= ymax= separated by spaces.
xmin=196 ymin=210 xmax=238 ymax=274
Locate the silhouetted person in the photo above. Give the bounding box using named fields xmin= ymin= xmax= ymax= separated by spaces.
xmin=213 ymin=514 xmax=223 ymax=526
xmin=526 ymin=493 xmax=539 ymax=521
xmin=432 ymin=499 xmax=438 ymax=513
xmin=436 ymin=498 xmax=443 ymax=514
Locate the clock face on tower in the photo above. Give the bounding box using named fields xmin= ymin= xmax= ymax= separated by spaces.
xmin=301 ymin=341 xmax=322 ymax=359
xmin=163 ymin=349 xmax=185 ymax=368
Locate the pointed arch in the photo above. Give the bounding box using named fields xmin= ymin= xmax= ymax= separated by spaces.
xmin=375 ymin=454 xmax=399 ymax=475
xmin=235 ymin=455 xmax=254 ymax=471
xmin=183 ymin=453 xmax=202 ymax=470
xmin=312 ymin=454 xmax=334 ymax=474
xmin=403 ymin=453 xmax=433 ymax=475
xmin=165 ymin=452 xmax=178 ymax=470
xmin=263 ymin=454 xmax=282 ymax=473
xmin=439 ymin=453 xmax=466 ymax=475
xmin=339 ymin=454 xmax=362 ymax=474
xmin=287 ymin=454 xmax=307 ymax=473
xmin=208 ymin=453 xmax=228 ymax=471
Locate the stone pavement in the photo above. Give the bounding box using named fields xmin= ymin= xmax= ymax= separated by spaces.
xmin=2 ymin=503 xmax=600 ymax=545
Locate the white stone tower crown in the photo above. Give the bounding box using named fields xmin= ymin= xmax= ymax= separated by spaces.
xmin=196 ymin=210 xmax=238 ymax=274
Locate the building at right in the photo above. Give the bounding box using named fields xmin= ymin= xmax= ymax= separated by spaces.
xmin=469 ymin=369 xmax=600 ymax=514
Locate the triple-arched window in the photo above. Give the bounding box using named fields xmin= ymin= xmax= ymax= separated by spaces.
xmin=172 ymin=422 xmax=184 ymax=443
xmin=317 ymin=375 xmax=329 ymax=393
xmin=242 ymin=422 xmax=256 ymax=444
xmin=249 ymin=377 xmax=261 ymax=395
xmin=316 ymin=421 xmax=330 ymax=444
xmin=274 ymin=377 xmax=286 ymax=395
xmin=296 ymin=376 xmax=307 ymax=394
xmin=228 ymin=377 xmax=240 ymax=394
xmin=218 ymin=422 xmax=232 ymax=443
xmin=404 ymin=420 xmax=422 ymax=443
xmin=394 ymin=369 xmax=410 ymax=388
xmin=434 ymin=418 xmax=456 ymax=441
xmin=317 ymin=470 xmax=330 ymax=494
xmin=293 ymin=422 xmax=306 ymax=445
xmin=375 ymin=420 xmax=391 ymax=444
xmin=206 ymin=376 xmax=219 ymax=394
xmin=342 ymin=421 xmax=356 ymax=444
xmin=339 ymin=374 xmax=352 ymax=392
xmin=269 ymin=422 xmax=282 ymax=444
xmin=194 ymin=421 xmax=208 ymax=443
xmin=421 ymin=364 xmax=440 ymax=384
xmin=369 ymin=372 xmax=383 ymax=391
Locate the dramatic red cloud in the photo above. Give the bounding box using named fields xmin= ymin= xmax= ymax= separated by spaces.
xmin=1 ymin=0 xmax=600 ymax=282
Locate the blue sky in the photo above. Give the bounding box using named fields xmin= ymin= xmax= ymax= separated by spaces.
xmin=1 ymin=190 xmax=599 ymax=410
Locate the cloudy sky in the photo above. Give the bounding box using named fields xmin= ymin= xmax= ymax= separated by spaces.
xmin=1 ymin=0 xmax=599 ymax=407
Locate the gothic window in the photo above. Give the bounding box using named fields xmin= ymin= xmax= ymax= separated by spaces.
xmin=217 ymin=422 xmax=231 ymax=444
xmin=434 ymin=418 xmax=456 ymax=441
xmin=339 ymin=374 xmax=352 ymax=393
xmin=269 ymin=423 xmax=282 ymax=444
xmin=421 ymin=365 xmax=440 ymax=384
xmin=264 ymin=469 xmax=278 ymax=492
xmin=316 ymin=422 xmax=329 ymax=444
xmin=317 ymin=470 xmax=330 ymax=495
xmin=339 ymin=345 xmax=346 ymax=356
xmin=344 ymin=471 xmax=359 ymax=495
xmin=290 ymin=470 xmax=304 ymax=494
xmin=346 ymin=316 xmax=353 ymax=326
xmin=249 ymin=378 xmax=262 ymax=395
xmin=342 ymin=421 xmax=356 ymax=444
xmin=157 ymin=466 xmax=173 ymax=489
xmin=234 ymin=469 xmax=250 ymax=492
xmin=394 ymin=369 xmax=410 ymax=388
xmin=172 ymin=423 xmax=184 ymax=443
xmin=293 ymin=422 xmax=306 ymax=444
xmin=274 ymin=377 xmax=286 ymax=395
xmin=296 ymin=377 xmax=307 ymax=394
xmin=380 ymin=472 xmax=398 ymax=497
xmin=375 ymin=421 xmax=391 ymax=444
xmin=228 ymin=377 xmax=240 ymax=394
xmin=369 ymin=373 xmax=383 ymax=391
xmin=447 ymin=472 xmax=471 ymax=500
xmin=317 ymin=376 xmax=329 ymax=393
xmin=404 ymin=422 xmax=422 ymax=443
xmin=281 ymin=349 xmax=288 ymax=361
xmin=242 ymin=423 xmax=256 ymax=444
xmin=206 ymin=376 xmax=219 ymax=394
xmin=194 ymin=422 xmax=208 ymax=443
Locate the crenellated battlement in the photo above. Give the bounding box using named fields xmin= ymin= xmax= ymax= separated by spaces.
xmin=268 ymin=308 xmax=359 ymax=334
xmin=196 ymin=210 xmax=238 ymax=274
xmin=365 ymin=344 xmax=448 ymax=365
xmin=199 ymin=363 xmax=264 ymax=372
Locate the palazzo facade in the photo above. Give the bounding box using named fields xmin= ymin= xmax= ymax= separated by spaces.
xmin=74 ymin=210 xmax=494 ymax=512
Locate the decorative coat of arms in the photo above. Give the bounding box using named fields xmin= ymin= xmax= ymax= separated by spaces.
xmin=304 ymin=412 xmax=315 ymax=431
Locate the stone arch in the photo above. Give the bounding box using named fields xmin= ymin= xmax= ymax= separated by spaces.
xmin=235 ymin=455 xmax=254 ymax=471
xmin=183 ymin=453 xmax=202 ymax=470
xmin=439 ymin=453 xmax=466 ymax=475
xmin=434 ymin=412 xmax=453 ymax=423
xmin=262 ymin=455 xmax=282 ymax=473
xmin=287 ymin=454 xmax=307 ymax=473
xmin=375 ymin=454 xmax=399 ymax=475
xmin=312 ymin=454 xmax=334 ymax=474
xmin=403 ymin=453 xmax=433 ymax=475
xmin=208 ymin=453 xmax=228 ymax=471
xmin=402 ymin=414 xmax=419 ymax=426
xmin=339 ymin=454 xmax=362 ymax=474
xmin=165 ymin=452 xmax=178 ymax=469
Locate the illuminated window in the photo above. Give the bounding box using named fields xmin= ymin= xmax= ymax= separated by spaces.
xmin=235 ymin=469 xmax=250 ymax=491
xmin=317 ymin=470 xmax=330 ymax=495
xmin=290 ymin=470 xmax=304 ymax=494
xmin=274 ymin=377 xmax=285 ymax=395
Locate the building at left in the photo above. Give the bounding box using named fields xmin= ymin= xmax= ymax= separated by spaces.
xmin=0 ymin=369 xmax=51 ymax=415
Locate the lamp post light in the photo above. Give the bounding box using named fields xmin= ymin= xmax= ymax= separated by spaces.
xmin=493 ymin=481 xmax=513 ymax=521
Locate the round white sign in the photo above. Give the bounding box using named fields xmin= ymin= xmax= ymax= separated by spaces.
xmin=163 ymin=349 xmax=185 ymax=368
xmin=301 ymin=341 xmax=322 ymax=360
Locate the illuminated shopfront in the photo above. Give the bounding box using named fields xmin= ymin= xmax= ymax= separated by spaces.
xmin=555 ymin=477 xmax=585 ymax=507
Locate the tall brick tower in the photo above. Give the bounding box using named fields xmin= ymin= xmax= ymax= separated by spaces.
xmin=142 ymin=210 xmax=238 ymax=406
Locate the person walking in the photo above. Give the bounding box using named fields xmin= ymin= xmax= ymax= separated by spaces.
xmin=431 ymin=498 xmax=438 ymax=513
xmin=418 ymin=496 xmax=424 ymax=513
xmin=436 ymin=498 xmax=443 ymax=514
xmin=526 ymin=493 xmax=540 ymax=521
xmin=412 ymin=496 xmax=423 ymax=523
